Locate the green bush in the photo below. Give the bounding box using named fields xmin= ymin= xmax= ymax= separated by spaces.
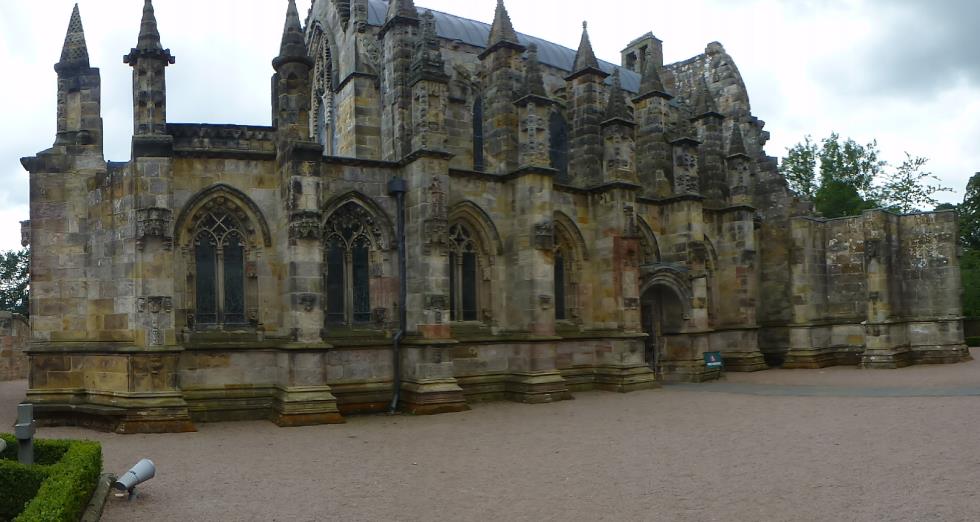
xmin=0 ymin=436 xmax=102 ymax=522
xmin=966 ymin=337 xmax=980 ymax=347
xmin=0 ymin=460 xmax=45 ymax=521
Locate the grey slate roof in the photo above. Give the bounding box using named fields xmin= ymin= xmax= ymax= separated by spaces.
xmin=366 ymin=0 xmax=641 ymax=92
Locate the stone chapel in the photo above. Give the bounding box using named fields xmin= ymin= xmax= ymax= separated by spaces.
xmin=19 ymin=0 xmax=969 ymax=432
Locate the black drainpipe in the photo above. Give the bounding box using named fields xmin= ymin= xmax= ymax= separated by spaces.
xmin=387 ymin=177 xmax=407 ymax=413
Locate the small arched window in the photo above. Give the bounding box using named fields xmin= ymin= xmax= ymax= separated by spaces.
xmin=549 ymin=111 xmax=569 ymax=179
xmin=193 ymin=209 xmax=247 ymax=327
xmin=448 ymin=224 xmax=479 ymax=321
xmin=324 ymin=203 xmax=378 ymax=325
xmin=554 ymin=248 xmax=567 ymax=321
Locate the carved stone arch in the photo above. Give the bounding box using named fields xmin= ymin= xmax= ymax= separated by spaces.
xmin=447 ymin=201 xmax=503 ymax=256
xmin=641 ymin=268 xmax=694 ymax=316
xmin=553 ymin=210 xmax=589 ymax=261
xmin=702 ymin=235 xmax=720 ymax=271
xmin=321 ymin=191 xmax=395 ymax=250
xmin=637 ymin=216 xmax=662 ymax=264
xmin=175 ymin=184 xmax=272 ymax=249
xmin=308 ymin=23 xmax=340 ymax=149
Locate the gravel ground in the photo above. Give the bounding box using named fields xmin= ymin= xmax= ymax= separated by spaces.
xmin=2 ymin=350 xmax=979 ymax=522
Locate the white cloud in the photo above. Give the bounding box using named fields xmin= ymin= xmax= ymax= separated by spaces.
xmin=1 ymin=0 xmax=977 ymax=254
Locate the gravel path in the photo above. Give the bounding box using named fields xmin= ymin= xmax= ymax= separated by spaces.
xmin=3 ymin=351 xmax=979 ymax=521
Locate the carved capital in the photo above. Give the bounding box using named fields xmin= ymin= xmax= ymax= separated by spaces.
xmin=533 ymin=221 xmax=554 ymax=250
xmin=289 ymin=211 xmax=322 ymax=244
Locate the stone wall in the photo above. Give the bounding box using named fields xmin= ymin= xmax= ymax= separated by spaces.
xmin=0 ymin=312 xmax=29 ymax=381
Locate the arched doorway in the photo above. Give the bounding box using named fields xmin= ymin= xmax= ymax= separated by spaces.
xmin=640 ymin=279 xmax=689 ymax=377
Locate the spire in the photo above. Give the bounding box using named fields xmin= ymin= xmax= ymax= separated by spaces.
xmin=603 ymin=70 xmax=632 ymax=123
xmin=386 ymin=0 xmax=418 ymax=22
xmin=277 ymin=0 xmax=309 ymax=63
xmin=572 ymin=22 xmax=601 ymax=73
xmin=411 ymin=11 xmax=447 ymax=83
xmin=636 ymin=49 xmax=671 ymax=100
xmin=137 ymin=0 xmax=162 ymax=50
xmin=57 ymin=4 xmax=89 ymax=72
xmin=488 ymin=0 xmax=519 ymax=48
xmin=728 ymin=123 xmax=749 ymax=158
xmin=693 ymin=77 xmax=723 ymax=119
xmin=521 ymin=44 xmax=547 ymax=98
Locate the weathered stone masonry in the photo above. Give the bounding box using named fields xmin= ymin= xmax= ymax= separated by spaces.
xmin=19 ymin=0 xmax=969 ymax=433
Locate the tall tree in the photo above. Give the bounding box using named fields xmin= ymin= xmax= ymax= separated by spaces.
xmin=878 ymin=153 xmax=951 ymax=214
xmin=780 ymin=135 xmax=818 ymax=199
xmin=0 ymin=248 xmax=29 ymax=316
xmin=960 ymin=173 xmax=980 ymax=249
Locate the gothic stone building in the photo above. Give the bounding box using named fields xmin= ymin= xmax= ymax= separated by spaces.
xmin=20 ymin=0 xmax=970 ymax=432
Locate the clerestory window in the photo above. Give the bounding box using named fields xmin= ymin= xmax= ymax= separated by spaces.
xmin=448 ymin=223 xmax=479 ymax=321
xmin=194 ymin=210 xmax=247 ymax=327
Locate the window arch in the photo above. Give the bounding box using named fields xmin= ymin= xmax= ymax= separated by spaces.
xmin=553 ymin=212 xmax=588 ymax=323
xmin=447 ymin=223 xmax=479 ymax=321
xmin=549 ymin=110 xmax=569 ymax=180
xmin=193 ymin=206 xmax=247 ymax=326
xmin=323 ymin=202 xmax=386 ymax=326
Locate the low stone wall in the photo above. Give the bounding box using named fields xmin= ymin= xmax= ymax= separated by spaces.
xmin=0 ymin=312 xmax=28 ymax=381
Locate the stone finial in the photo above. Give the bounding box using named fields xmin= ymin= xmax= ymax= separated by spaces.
xmin=137 ymin=0 xmax=163 ymax=51
xmin=277 ymin=0 xmax=309 ymax=62
xmin=521 ymin=44 xmax=547 ymax=97
xmin=638 ymin=48 xmax=669 ymax=99
xmin=57 ymin=4 xmax=89 ymax=71
xmin=411 ymin=10 xmax=447 ymax=83
xmin=692 ymin=77 xmax=722 ymax=119
xmin=488 ymin=0 xmax=520 ymax=48
xmin=386 ymin=0 xmax=418 ymax=22
xmin=604 ymin=69 xmax=632 ymax=123
xmin=572 ymin=21 xmax=601 ymax=74
xmin=728 ymin=123 xmax=749 ymax=158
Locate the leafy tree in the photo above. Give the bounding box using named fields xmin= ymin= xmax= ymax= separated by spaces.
xmin=780 ymin=135 xmax=818 ymax=199
xmin=780 ymin=133 xmax=884 ymax=217
xmin=960 ymin=173 xmax=980 ymax=249
xmin=0 ymin=248 xmax=29 ymax=316
xmin=878 ymin=153 xmax=951 ymax=214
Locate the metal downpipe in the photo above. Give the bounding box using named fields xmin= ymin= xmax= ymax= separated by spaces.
xmin=388 ymin=177 xmax=407 ymax=413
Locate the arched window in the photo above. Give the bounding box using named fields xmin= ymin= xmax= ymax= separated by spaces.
xmin=324 ymin=203 xmax=379 ymax=325
xmin=447 ymin=224 xmax=479 ymax=321
xmin=193 ymin=208 xmax=247 ymax=327
xmin=553 ymin=213 xmax=587 ymax=324
xmin=473 ymin=97 xmax=485 ymax=171
xmin=549 ymin=110 xmax=569 ymax=180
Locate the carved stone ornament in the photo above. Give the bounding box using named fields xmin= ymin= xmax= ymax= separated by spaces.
xmin=289 ymin=211 xmax=322 ymax=244
xmin=136 ymin=207 xmax=174 ymax=250
xmin=624 ymin=297 xmax=640 ymax=310
xmin=137 ymin=296 xmax=172 ymax=314
xmin=533 ymin=221 xmax=555 ymax=251
xmin=538 ymin=294 xmax=553 ymax=310
xmin=19 ymin=220 xmax=30 ymax=248
xmin=865 ymin=239 xmax=882 ymax=261
xmin=623 ymin=205 xmax=639 ymax=237
xmin=424 ymin=294 xmax=447 ymax=310
xmin=299 ymin=294 xmax=317 ymax=312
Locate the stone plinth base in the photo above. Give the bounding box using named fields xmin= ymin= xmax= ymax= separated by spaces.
xmin=912 ymin=345 xmax=972 ymax=364
xmin=505 ymin=371 xmax=572 ymax=403
xmin=719 ymin=352 xmax=768 ymax=372
xmin=272 ymin=385 xmax=345 ymax=426
xmin=660 ymin=359 xmax=720 ymax=383
xmin=860 ymin=348 xmax=914 ymax=369
xmin=594 ymin=364 xmax=658 ymax=392
xmin=29 ymin=390 xmax=197 ymax=434
xmin=783 ymin=348 xmax=862 ymax=369
xmin=400 ymin=378 xmax=469 ymax=414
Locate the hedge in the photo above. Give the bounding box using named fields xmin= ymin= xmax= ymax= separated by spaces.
xmin=0 ymin=435 xmax=102 ymax=522
xmin=967 ymin=337 xmax=980 ymax=347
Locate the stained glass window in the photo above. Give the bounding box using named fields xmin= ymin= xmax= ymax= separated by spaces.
xmin=448 ymin=224 xmax=480 ymax=322
xmin=193 ymin=205 xmax=249 ymax=328
xmin=555 ymin=250 xmax=566 ymax=320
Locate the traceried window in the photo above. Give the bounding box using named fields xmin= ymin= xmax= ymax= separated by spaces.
xmin=324 ymin=203 xmax=380 ymax=325
xmin=194 ymin=210 xmax=247 ymax=327
xmin=553 ymin=222 xmax=581 ymax=323
xmin=448 ymin=223 xmax=479 ymax=321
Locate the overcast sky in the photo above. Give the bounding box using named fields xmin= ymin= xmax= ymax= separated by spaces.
xmin=1 ymin=0 xmax=978 ymax=252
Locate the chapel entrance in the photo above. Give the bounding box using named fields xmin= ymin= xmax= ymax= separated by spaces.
xmin=640 ymin=284 xmax=686 ymax=377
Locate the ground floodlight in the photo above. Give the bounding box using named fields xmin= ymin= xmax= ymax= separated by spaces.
xmin=113 ymin=458 xmax=156 ymax=498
